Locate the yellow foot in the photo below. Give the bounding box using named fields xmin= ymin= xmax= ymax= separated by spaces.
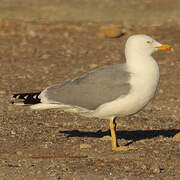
xmin=112 ymin=146 xmax=136 ymax=151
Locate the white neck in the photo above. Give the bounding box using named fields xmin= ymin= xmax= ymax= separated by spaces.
xmin=125 ymin=50 xmax=159 ymax=74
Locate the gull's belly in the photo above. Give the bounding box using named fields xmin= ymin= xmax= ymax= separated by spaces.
xmin=123 ymin=72 xmax=159 ymax=114
xmin=94 ymin=66 xmax=160 ymax=119
xmin=120 ymin=81 xmax=158 ymax=115
xmin=94 ymin=87 xmax=157 ymax=119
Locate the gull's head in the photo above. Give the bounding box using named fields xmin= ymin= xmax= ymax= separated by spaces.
xmin=125 ymin=34 xmax=173 ymax=57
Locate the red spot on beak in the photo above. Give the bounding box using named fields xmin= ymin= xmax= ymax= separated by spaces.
xmin=165 ymin=47 xmax=171 ymax=51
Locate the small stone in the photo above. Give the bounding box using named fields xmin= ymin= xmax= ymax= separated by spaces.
xmin=8 ymin=106 xmax=13 ymax=111
xmin=11 ymin=130 xmax=16 ymax=135
xmin=151 ymin=165 xmax=161 ymax=174
xmin=79 ymin=48 xmax=88 ymax=55
xmin=100 ymin=136 xmax=111 ymax=141
xmin=41 ymin=54 xmax=50 ymax=60
xmin=0 ymin=91 xmax=5 ymax=94
xmin=153 ymin=168 xmax=161 ymax=174
xmin=159 ymin=89 xmax=164 ymax=94
xmin=153 ymin=150 xmax=159 ymax=154
xmin=89 ymin=64 xmax=98 ymax=69
xmin=80 ymin=143 xmax=91 ymax=149
xmin=52 ymin=134 xmax=56 ymax=138
xmin=124 ymin=166 xmax=131 ymax=171
xmin=98 ymin=25 xmax=122 ymax=38
xmin=16 ymin=151 xmax=23 ymax=156
xmin=45 ymin=122 xmax=50 ymax=126
xmin=173 ymin=132 xmax=180 ymax=142
xmin=0 ymin=173 xmax=5 ymax=177
xmin=66 ymin=49 xmax=72 ymax=55
xmin=28 ymin=30 xmax=37 ymax=38
xmin=64 ymin=32 xmax=69 ymax=38
xmin=149 ymin=175 xmax=155 ymax=178
xmin=170 ymin=98 xmax=175 ymax=102
xmin=141 ymin=164 xmax=147 ymax=170
xmin=43 ymin=144 xmax=48 ymax=148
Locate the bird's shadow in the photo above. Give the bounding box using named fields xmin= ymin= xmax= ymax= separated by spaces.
xmin=59 ymin=129 xmax=180 ymax=142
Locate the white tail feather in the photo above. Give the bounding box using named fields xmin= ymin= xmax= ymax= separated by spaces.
xmin=30 ymin=103 xmax=68 ymax=110
xmin=30 ymin=103 xmax=93 ymax=117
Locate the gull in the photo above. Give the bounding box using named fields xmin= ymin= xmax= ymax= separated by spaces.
xmin=11 ymin=34 xmax=173 ymax=151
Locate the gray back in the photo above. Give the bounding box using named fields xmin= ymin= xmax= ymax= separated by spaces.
xmin=44 ymin=64 xmax=131 ymax=110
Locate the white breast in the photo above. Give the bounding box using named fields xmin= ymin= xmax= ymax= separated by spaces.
xmin=126 ymin=58 xmax=159 ymax=113
xmin=93 ymin=57 xmax=160 ymax=119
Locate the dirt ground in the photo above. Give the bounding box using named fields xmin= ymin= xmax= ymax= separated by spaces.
xmin=0 ymin=0 xmax=180 ymax=24
xmin=0 ymin=1 xmax=180 ymax=180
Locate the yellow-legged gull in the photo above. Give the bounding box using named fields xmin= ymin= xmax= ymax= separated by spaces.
xmin=11 ymin=34 xmax=173 ymax=151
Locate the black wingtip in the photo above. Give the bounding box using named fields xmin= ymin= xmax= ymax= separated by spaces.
xmin=11 ymin=92 xmax=41 ymax=105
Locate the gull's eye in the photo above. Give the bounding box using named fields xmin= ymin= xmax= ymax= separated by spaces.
xmin=146 ymin=41 xmax=151 ymax=44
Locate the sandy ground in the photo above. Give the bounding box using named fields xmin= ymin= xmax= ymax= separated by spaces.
xmin=0 ymin=0 xmax=180 ymax=24
xmin=0 ymin=1 xmax=180 ymax=180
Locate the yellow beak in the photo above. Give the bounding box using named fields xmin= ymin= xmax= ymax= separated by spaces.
xmin=156 ymin=44 xmax=173 ymax=52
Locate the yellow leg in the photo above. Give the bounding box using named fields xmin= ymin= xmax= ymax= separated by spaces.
xmin=109 ymin=118 xmax=135 ymax=151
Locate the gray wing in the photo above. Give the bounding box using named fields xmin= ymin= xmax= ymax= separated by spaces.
xmin=41 ymin=64 xmax=131 ymax=110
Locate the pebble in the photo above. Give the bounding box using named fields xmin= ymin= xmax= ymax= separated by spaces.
xmin=64 ymin=32 xmax=69 ymax=38
xmin=0 ymin=91 xmax=5 ymax=94
xmin=8 ymin=106 xmax=14 ymax=111
xmin=11 ymin=130 xmax=16 ymax=135
xmin=153 ymin=150 xmax=159 ymax=154
xmin=151 ymin=165 xmax=161 ymax=174
xmin=80 ymin=143 xmax=91 ymax=149
xmin=41 ymin=54 xmax=50 ymax=60
xmin=152 ymin=167 xmax=161 ymax=174
xmin=173 ymin=132 xmax=180 ymax=142
xmin=141 ymin=164 xmax=147 ymax=170
xmin=79 ymin=48 xmax=88 ymax=55
xmin=124 ymin=166 xmax=131 ymax=171
xmin=0 ymin=173 xmax=5 ymax=177
xmin=16 ymin=151 xmax=23 ymax=156
xmin=66 ymin=49 xmax=72 ymax=55
xmin=89 ymin=64 xmax=98 ymax=69
xmin=43 ymin=144 xmax=48 ymax=148
xmin=170 ymin=98 xmax=175 ymax=102
xmin=98 ymin=25 xmax=122 ymax=38
xmin=100 ymin=136 xmax=111 ymax=141
xmin=159 ymin=89 xmax=164 ymax=94
xmin=28 ymin=30 xmax=37 ymax=38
